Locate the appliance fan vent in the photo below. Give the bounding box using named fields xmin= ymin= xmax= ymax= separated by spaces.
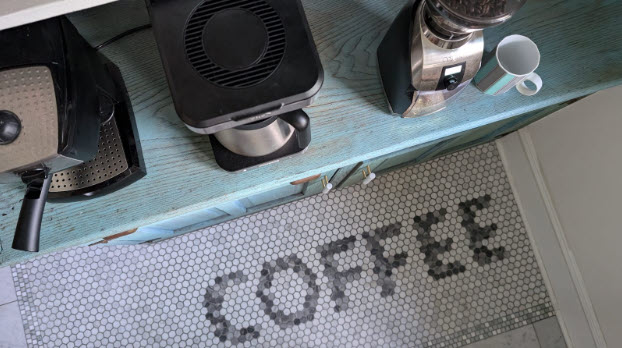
xmin=184 ymin=0 xmax=286 ymax=88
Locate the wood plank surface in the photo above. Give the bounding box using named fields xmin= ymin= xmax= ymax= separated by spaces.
xmin=1 ymin=0 xmax=621 ymax=265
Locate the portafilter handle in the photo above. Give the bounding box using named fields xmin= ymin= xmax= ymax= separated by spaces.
xmin=13 ymin=169 xmax=53 ymax=252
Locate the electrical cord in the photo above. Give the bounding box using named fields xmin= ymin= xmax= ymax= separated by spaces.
xmin=94 ymin=24 xmax=152 ymax=50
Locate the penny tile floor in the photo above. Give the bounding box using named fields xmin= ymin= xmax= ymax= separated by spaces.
xmin=0 ymin=143 xmax=567 ymax=347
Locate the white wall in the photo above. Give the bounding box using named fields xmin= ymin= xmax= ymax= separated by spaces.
xmin=524 ymin=86 xmax=622 ymax=347
xmin=499 ymin=85 xmax=622 ymax=347
xmin=0 ymin=0 xmax=116 ymax=31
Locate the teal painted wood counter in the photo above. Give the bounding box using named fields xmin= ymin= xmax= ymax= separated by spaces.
xmin=1 ymin=0 xmax=621 ymax=265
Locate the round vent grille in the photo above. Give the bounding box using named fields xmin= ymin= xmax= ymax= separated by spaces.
xmin=184 ymin=0 xmax=286 ymax=89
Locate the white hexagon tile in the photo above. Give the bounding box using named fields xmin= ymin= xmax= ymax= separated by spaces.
xmin=11 ymin=143 xmax=554 ymax=348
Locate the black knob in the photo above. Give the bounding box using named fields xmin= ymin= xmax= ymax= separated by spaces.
xmin=280 ymin=110 xmax=310 ymax=132
xmin=444 ymin=76 xmax=460 ymax=91
xmin=0 ymin=110 xmax=21 ymax=145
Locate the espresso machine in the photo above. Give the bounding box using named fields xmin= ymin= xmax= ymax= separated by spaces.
xmin=378 ymin=0 xmax=527 ymax=117
xmin=147 ymin=0 xmax=324 ymax=172
xmin=0 ymin=17 xmax=145 ymax=252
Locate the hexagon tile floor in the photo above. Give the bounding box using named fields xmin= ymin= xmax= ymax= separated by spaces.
xmin=11 ymin=143 xmax=554 ymax=348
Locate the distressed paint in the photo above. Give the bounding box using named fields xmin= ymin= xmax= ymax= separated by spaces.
xmin=0 ymin=0 xmax=621 ymax=265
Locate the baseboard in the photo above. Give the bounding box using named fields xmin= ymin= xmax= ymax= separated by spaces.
xmin=496 ymin=132 xmax=606 ymax=348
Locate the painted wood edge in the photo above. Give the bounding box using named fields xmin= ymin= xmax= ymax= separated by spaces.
xmin=0 ymin=0 xmax=117 ymax=31
xmin=216 ymin=201 xmax=247 ymax=216
xmin=496 ymin=132 xmax=604 ymax=348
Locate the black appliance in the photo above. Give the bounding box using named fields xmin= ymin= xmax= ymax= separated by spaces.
xmin=0 ymin=17 xmax=145 ymax=252
xmin=147 ymin=0 xmax=324 ymax=171
xmin=47 ymin=62 xmax=146 ymax=202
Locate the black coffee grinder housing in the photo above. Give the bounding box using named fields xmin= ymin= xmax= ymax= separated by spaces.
xmin=147 ymin=0 xmax=324 ymax=171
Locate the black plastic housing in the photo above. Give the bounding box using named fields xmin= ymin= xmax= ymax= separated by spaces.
xmin=0 ymin=17 xmax=102 ymax=171
xmin=12 ymin=170 xmax=52 ymax=252
xmin=147 ymin=0 xmax=324 ymax=134
xmin=377 ymin=0 xmax=419 ymax=116
xmin=0 ymin=17 xmax=128 ymax=252
xmin=48 ymin=60 xmax=147 ymax=201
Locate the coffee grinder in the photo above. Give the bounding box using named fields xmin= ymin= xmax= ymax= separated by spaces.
xmin=378 ymin=0 xmax=527 ymax=117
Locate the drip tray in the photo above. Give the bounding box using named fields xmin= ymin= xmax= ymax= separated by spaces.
xmin=48 ymin=60 xmax=145 ymax=201
xmin=50 ymin=119 xmax=129 ymax=192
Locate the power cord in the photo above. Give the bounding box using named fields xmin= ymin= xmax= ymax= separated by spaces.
xmin=94 ymin=24 xmax=152 ymax=50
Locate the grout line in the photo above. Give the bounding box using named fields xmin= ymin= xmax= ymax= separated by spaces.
xmin=15 ymin=302 xmax=28 ymax=348
xmin=10 ymin=266 xmax=30 ymax=348
xmin=531 ymin=323 xmax=543 ymax=348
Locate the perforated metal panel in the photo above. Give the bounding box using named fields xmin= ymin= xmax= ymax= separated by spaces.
xmin=50 ymin=119 xmax=128 ymax=192
xmin=0 ymin=66 xmax=59 ymax=173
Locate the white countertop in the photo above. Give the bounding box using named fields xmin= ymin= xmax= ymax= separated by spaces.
xmin=0 ymin=0 xmax=116 ymax=31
